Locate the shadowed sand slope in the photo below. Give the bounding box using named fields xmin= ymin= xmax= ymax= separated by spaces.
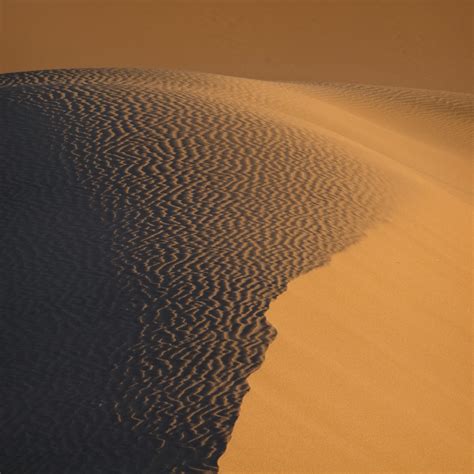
xmin=0 ymin=68 xmax=392 ymax=473
xmin=220 ymin=82 xmax=473 ymax=472
xmin=0 ymin=68 xmax=470 ymax=472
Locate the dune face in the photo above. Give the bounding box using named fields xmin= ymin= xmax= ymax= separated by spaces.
xmin=0 ymin=68 xmax=393 ymax=472
xmin=220 ymin=79 xmax=473 ymax=472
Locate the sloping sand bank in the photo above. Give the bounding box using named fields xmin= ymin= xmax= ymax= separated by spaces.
xmin=220 ymin=87 xmax=472 ymax=472
xmin=1 ymin=69 xmax=471 ymax=472
xmin=0 ymin=69 xmax=393 ymax=472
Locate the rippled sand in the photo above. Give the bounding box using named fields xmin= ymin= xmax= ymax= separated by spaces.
xmin=0 ymin=69 xmax=470 ymax=472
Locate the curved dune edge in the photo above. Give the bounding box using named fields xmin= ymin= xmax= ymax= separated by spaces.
xmin=219 ymin=103 xmax=472 ymax=471
xmin=220 ymin=178 xmax=472 ymax=473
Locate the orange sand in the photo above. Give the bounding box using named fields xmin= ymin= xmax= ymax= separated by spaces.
xmin=1 ymin=2 xmax=471 ymax=471
xmin=0 ymin=1 xmax=472 ymax=92
xmin=220 ymin=89 xmax=472 ymax=472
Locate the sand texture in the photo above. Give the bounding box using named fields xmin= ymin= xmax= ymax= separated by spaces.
xmin=1 ymin=68 xmax=391 ymax=472
xmin=0 ymin=68 xmax=471 ymax=473
xmin=220 ymin=82 xmax=473 ymax=472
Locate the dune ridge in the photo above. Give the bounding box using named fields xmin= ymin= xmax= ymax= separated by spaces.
xmin=1 ymin=68 xmax=469 ymax=472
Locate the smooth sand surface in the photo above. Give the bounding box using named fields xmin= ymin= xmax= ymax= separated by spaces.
xmin=220 ymin=88 xmax=472 ymax=472
xmin=0 ymin=1 xmax=472 ymax=92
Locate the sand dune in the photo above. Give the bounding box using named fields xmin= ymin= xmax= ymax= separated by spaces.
xmin=1 ymin=69 xmax=391 ymax=472
xmin=220 ymin=83 xmax=473 ymax=472
xmin=0 ymin=69 xmax=471 ymax=472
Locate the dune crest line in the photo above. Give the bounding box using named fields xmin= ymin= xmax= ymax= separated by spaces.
xmin=0 ymin=68 xmax=395 ymax=472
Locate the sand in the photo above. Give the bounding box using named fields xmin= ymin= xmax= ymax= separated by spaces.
xmin=220 ymin=87 xmax=473 ymax=472
xmin=220 ymin=187 xmax=472 ymax=473
xmin=0 ymin=69 xmax=391 ymax=472
xmin=0 ymin=1 xmax=472 ymax=92
xmin=1 ymin=68 xmax=471 ymax=472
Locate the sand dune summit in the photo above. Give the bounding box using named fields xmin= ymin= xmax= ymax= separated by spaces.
xmin=0 ymin=68 xmax=470 ymax=473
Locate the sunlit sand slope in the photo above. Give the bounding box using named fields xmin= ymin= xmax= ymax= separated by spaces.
xmin=220 ymin=83 xmax=473 ymax=472
xmin=0 ymin=69 xmax=392 ymax=473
